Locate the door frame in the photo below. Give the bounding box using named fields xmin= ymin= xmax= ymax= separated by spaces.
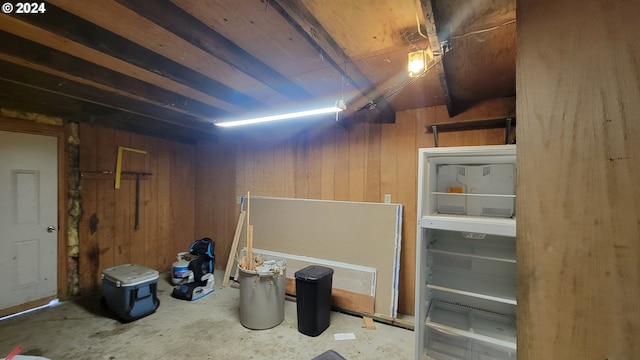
xmin=0 ymin=116 xmax=69 ymax=304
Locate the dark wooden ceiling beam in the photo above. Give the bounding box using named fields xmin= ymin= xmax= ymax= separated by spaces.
xmin=115 ymin=0 xmax=314 ymax=102
xmin=0 ymin=60 xmax=216 ymax=134
xmin=0 ymin=31 xmax=228 ymax=120
xmin=8 ymin=4 xmax=263 ymax=111
xmin=268 ymin=0 xmax=395 ymax=123
xmin=0 ymin=81 xmax=211 ymax=144
xmin=419 ymin=0 xmax=456 ymax=117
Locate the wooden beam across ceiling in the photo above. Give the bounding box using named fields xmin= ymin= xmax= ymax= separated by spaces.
xmin=0 ymin=80 xmax=212 ymax=143
xmin=114 ymin=0 xmax=314 ymax=102
xmin=0 ymin=60 xmax=215 ymax=133
xmin=268 ymin=0 xmax=395 ymax=123
xmin=419 ymin=0 xmax=456 ymax=117
xmin=0 ymin=31 xmax=227 ymax=120
xmin=8 ymin=3 xmax=265 ymax=112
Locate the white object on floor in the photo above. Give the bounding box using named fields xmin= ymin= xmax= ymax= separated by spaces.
xmin=2 ymin=356 xmax=51 ymax=360
xmin=333 ymin=333 xmax=356 ymax=341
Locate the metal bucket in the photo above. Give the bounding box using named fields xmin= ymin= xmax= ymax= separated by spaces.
xmin=238 ymin=261 xmax=286 ymax=330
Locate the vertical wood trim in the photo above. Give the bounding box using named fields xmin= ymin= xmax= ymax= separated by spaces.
xmin=78 ymin=123 xmax=99 ymax=293
xmin=517 ymin=0 xmax=640 ymax=358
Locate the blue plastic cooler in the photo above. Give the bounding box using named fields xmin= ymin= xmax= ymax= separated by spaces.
xmin=101 ymin=264 xmax=160 ymax=322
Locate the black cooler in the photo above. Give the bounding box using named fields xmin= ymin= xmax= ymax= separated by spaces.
xmin=295 ymin=265 xmax=334 ymax=336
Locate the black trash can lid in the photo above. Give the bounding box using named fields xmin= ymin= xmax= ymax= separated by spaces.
xmin=295 ymin=265 xmax=334 ymax=281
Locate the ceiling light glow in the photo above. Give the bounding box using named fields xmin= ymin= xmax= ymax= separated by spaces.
xmin=214 ymin=104 xmax=345 ymax=127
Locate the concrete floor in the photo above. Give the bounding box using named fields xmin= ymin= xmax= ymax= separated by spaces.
xmin=0 ymin=272 xmax=415 ymax=360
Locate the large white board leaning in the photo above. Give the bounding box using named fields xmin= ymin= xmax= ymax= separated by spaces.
xmin=239 ymin=196 xmax=402 ymax=318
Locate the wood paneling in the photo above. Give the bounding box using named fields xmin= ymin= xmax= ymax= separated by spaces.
xmin=77 ymin=123 xmax=196 ymax=293
xmin=517 ymin=0 xmax=640 ymax=358
xmin=196 ymin=98 xmax=513 ymax=315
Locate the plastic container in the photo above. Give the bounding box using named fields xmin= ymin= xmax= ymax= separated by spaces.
xmin=238 ymin=260 xmax=286 ymax=330
xmin=172 ymin=252 xmax=190 ymax=285
xmin=101 ymin=264 xmax=160 ymax=322
xmin=295 ymin=265 xmax=334 ymax=336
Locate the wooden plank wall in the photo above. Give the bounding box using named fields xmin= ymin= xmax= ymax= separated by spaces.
xmin=517 ymin=0 xmax=640 ymax=358
xmin=196 ymin=97 xmax=514 ymax=315
xmin=77 ymin=123 xmax=196 ymax=294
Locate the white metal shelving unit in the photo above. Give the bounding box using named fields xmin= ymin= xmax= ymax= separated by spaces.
xmin=415 ymin=145 xmax=517 ymax=360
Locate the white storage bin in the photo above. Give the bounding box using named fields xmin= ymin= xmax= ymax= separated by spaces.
xmin=426 ymin=326 xmax=471 ymax=360
xmin=472 ymin=341 xmax=517 ymax=360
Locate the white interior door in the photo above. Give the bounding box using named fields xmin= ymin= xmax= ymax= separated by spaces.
xmin=0 ymin=130 xmax=58 ymax=312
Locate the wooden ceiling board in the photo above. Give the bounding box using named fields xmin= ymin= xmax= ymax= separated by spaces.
xmin=432 ymin=0 xmax=516 ymax=37
xmin=114 ymin=0 xmax=315 ymax=103
xmin=301 ymin=0 xmax=424 ymax=57
xmin=382 ymin=66 xmax=446 ymax=110
xmin=443 ymin=23 xmax=516 ymax=102
xmin=345 ymin=46 xmax=445 ymax=109
xmin=48 ymin=0 xmax=290 ymax=106
xmin=426 ymin=0 xmax=516 ymax=104
xmin=0 ymin=0 xmax=517 ymax=137
xmin=174 ymin=0 xmax=326 ymax=78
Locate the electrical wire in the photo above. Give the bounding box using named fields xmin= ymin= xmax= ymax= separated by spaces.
xmin=414 ymin=0 xmax=429 ymax=42
xmin=357 ymin=54 xmax=444 ymax=111
xmin=450 ymin=19 xmax=516 ymax=40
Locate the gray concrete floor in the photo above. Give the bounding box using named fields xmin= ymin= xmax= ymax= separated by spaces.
xmin=0 ymin=272 xmax=414 ymax=360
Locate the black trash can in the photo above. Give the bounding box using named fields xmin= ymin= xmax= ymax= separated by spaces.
xmin=295 ymin=265 xmax=334 ymax=336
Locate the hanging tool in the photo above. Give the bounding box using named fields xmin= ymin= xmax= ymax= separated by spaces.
xmin=121 ymin=171 xmax=152 ymax=231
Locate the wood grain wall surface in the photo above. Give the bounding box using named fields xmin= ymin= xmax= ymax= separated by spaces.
xmin=77 ymin=123 xmax=196 ymax=294
xmin=196 ymin=98 xmax=514 ymax=315
xmin=517 ymin=0 xmax=640 ymax=358
xmin=70 ymin=98 xmax=512 ymax=309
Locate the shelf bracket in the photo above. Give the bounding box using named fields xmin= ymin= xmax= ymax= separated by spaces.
xmin=432 ymin=125 xmax=439 ymax=147
xmin=505 ymin=118 xmax=512 ymax=144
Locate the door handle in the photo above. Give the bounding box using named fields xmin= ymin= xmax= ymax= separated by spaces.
xmin=47 ymin=225 xmax=56 ymax=233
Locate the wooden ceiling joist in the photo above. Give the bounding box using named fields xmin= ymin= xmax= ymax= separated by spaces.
xmin=0 ymin=80 xmax=213 ymax=143
xmin=8 ymin=4 xmax=264 ymax=112
xmin=0 ymin=60 xmax=215 ymax=132
xmin=419 ymin=0 xmax=456 ymax=117
xmin=114 ymin=0 xmax=314 ymax=102
xmin=0 ymin=31 xmax=228 ymax=119
xmin=268 ymin=0 xmax=395 ymax=123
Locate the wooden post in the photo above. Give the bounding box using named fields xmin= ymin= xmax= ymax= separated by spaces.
xmin=222 ymin=210 xmax=246 ymax=287
xmin=246 ymin=191 xmax=253 ymax=271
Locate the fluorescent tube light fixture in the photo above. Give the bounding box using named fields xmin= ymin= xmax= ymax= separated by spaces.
xmin=214 ymin=100 xmax=346 ymax=127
